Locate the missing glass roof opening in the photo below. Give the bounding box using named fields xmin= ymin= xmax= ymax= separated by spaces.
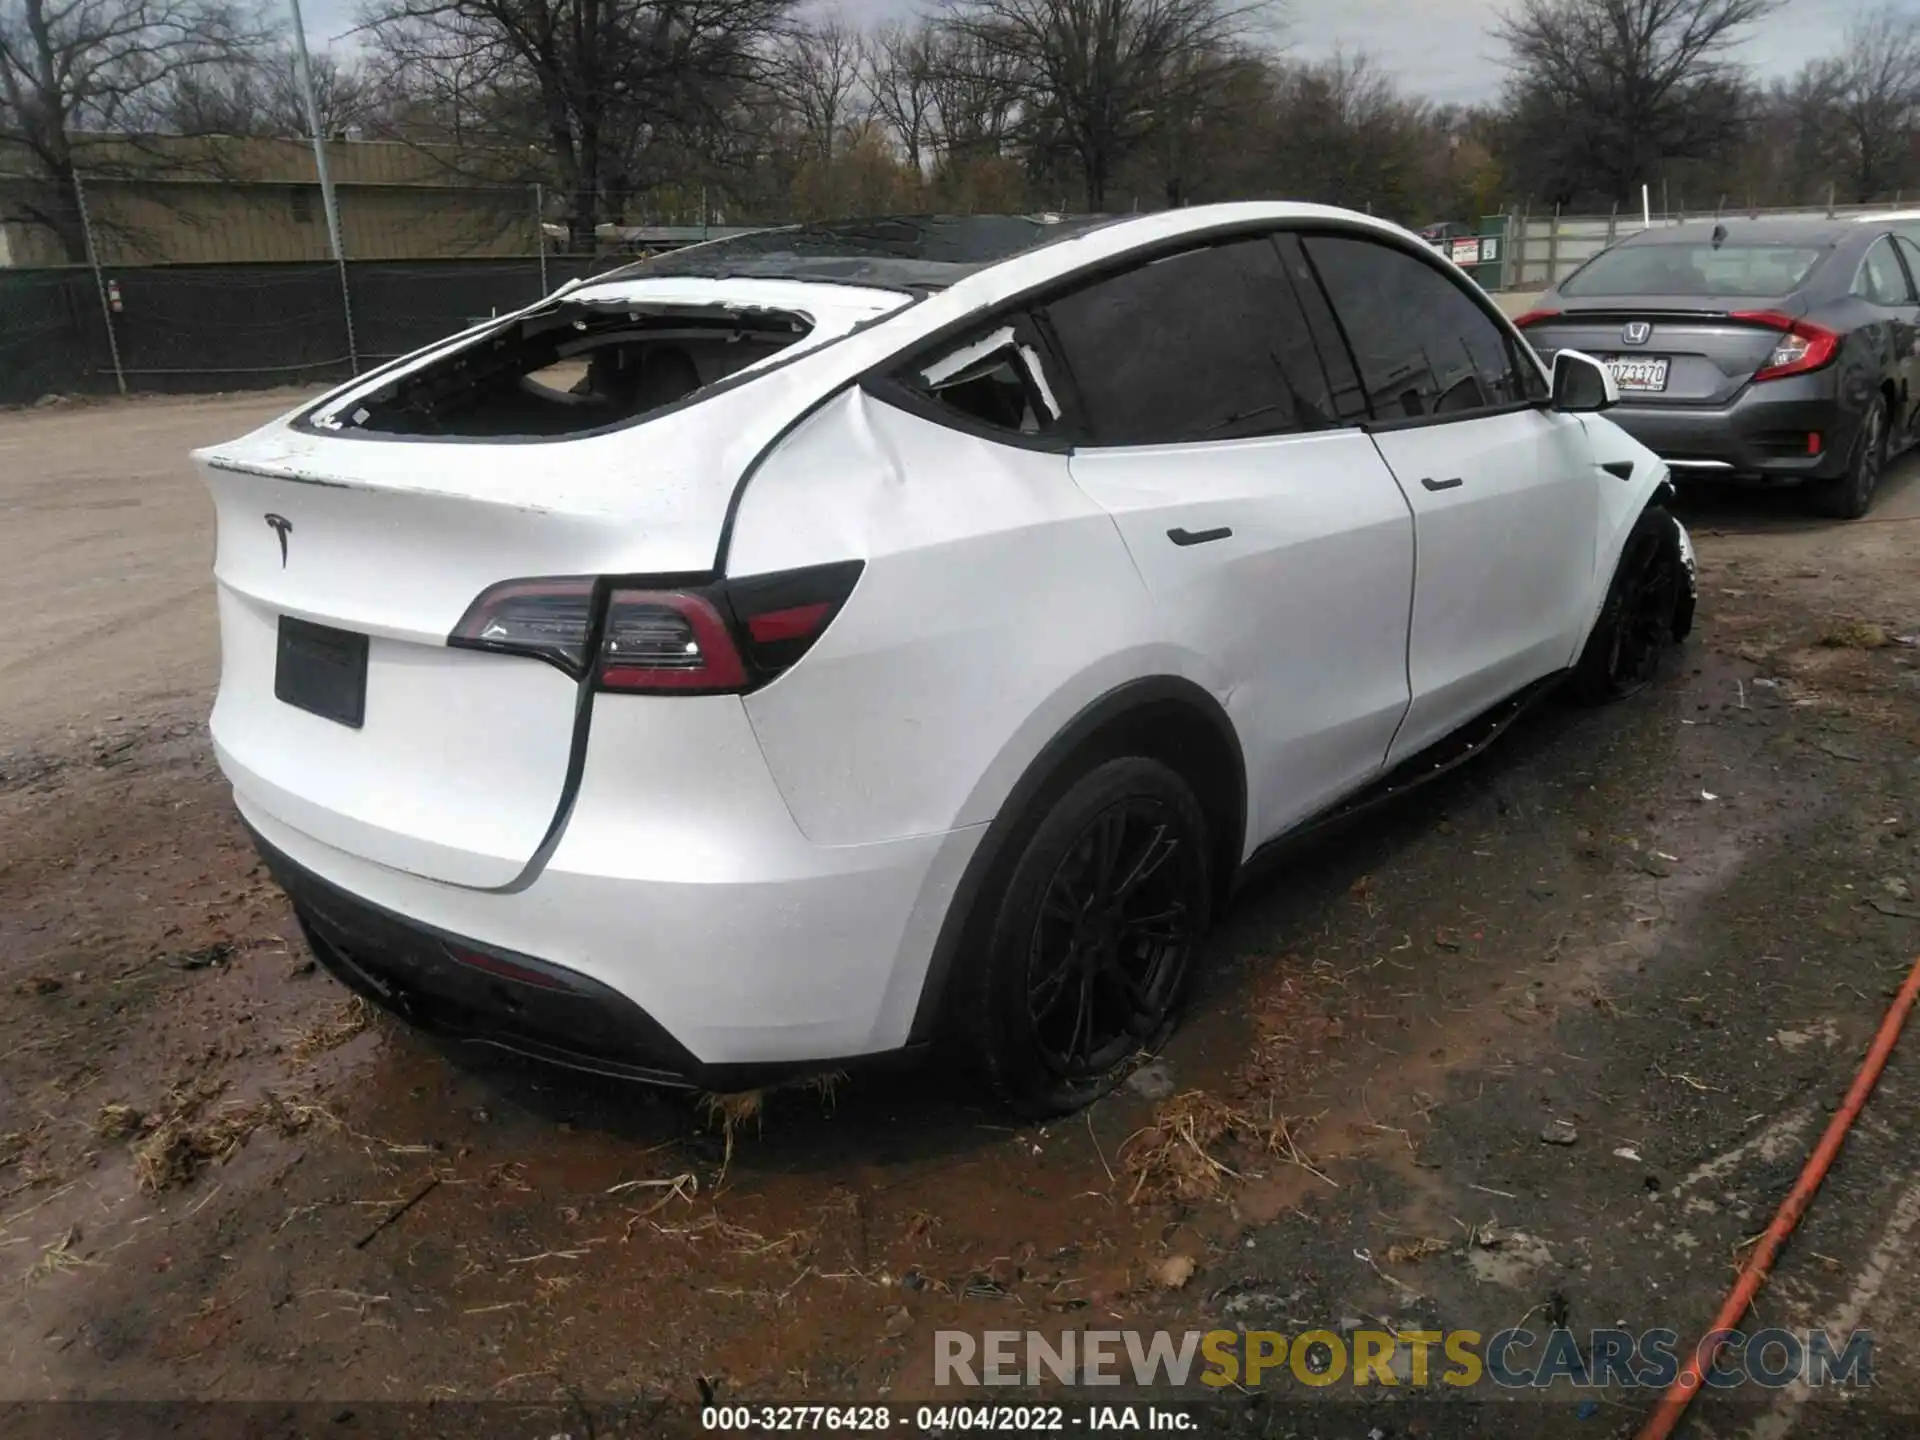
xmin=335 ymin=303 xmax=813 ymax=438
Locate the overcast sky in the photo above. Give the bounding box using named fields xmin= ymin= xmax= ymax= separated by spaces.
xmin=295 ymin=0 xmax=1871 ymax=107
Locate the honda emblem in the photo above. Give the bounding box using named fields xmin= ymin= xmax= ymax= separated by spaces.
xmin=1622 ymin=321 xmax=1652 ymax=346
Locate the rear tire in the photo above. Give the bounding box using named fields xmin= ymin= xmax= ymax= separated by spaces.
xmin=952 ymin=757 xmax=1212 ymax=1118
xmin=1807 ymin=396 xmax=1887 ymax=520
xmin=1571 ymin=505 xmax=1686 ymax=705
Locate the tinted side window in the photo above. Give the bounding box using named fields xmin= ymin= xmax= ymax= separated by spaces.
xmin=1858 ymin=236 xmax=1913 ymax=304
xmin=1039 ymin=237 xmax=1338 ymax=446
xmin=1272 ymin=233 xmax=1371 ymax=425
xmin=1303 ymin=234 xmax=1525 ymax=421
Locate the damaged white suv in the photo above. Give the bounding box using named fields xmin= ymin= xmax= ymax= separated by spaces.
xmin=198 ymin=205 xmax=1695 ymax=1116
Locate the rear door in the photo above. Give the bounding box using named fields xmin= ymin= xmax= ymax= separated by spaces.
xmin=1044 ymin=234 xmax=1417 ymax=844
xmin=1299 ymin=232 xmax=1600 ymax=764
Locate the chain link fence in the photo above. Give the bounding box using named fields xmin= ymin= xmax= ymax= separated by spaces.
xmin=0 ymin=168 xmax=639 ymax=405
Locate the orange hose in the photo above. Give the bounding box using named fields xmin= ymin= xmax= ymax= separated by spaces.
xmin=1636 ymin=950 xmax=1920 ymax=1440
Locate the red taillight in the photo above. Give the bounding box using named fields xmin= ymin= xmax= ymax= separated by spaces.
xmin=448 ymin=576 xmax=596 ymax=674
xmin=449 ymin=560 xmax=863 ymax=695
xmin=723 ymin=560 xmax=866 ymax=677
xmin=1732 ymin=310 xmax=1841 ymax=382
xmin=746 ymin=601 xmax=832 ymax=645
xmin=599 ymin=590 xmax=746 ymax=693
xmin=1512 ymin=308 xmax=1560 ymax=329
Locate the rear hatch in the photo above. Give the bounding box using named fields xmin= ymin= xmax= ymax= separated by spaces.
xmin=1517 ymin=301 xmax=1802 ymax=407
xmin=200 ymin=280 xmax=903 ymax=888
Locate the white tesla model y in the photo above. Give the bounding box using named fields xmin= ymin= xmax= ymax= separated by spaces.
xmin=197 ymin=204 xmax=1696 ymax=1116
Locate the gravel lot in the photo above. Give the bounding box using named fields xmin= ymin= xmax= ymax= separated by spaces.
xmin=3 ymin=388 xmax=1920 ymax=1438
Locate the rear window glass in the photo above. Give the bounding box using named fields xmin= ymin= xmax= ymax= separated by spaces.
xmin=1560 ymin=244 xmax=1825 ymax=298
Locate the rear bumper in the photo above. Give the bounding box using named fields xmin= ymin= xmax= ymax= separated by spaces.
xmin=1603 ymin=372 xmax=1855 ymax=484
xmin=247 ymin=802 xmax=978 ymax=1084
xmin=229 ymin=694 xmax=987 ymax=1079
xmin=261 ymin=830 xmax=711 ymax=1085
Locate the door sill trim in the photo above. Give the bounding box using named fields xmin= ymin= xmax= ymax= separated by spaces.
xmin=1234 ymin=670 xmax=1568 ymax=887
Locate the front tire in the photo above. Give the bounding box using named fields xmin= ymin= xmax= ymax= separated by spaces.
xmin=954 ymin=757 xmax=1213 ymax=1118
xmin=1808 ymin=395 xmax=1887 ymax=520
xmin=1571 ymin=505 xmax=1686 ymax=705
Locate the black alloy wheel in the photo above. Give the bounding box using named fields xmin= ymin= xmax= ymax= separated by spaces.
xmin=957 ymin=756 xmax=1213 ymax=1116
xmin=1025 ymin=796 xmax=1197 ymax=1081
xmin=1602 ymin=524 xmax=1682 ymax=695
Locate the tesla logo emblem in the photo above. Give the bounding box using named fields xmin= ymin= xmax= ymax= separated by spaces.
xmin=1622 ymin=321 xmax=1652 ymax=346
xmin=264 ymin=513 xmax=293 ymax=567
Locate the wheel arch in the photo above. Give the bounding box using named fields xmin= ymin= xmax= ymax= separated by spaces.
xmin=1572 ymin=453 xmax=1679 ymax=659
xmin=905 ymin=675 xmax=1248 ymax=1044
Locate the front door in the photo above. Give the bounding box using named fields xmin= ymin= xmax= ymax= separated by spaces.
xmin=1300 ymin=232 xmax=1601 ymax=763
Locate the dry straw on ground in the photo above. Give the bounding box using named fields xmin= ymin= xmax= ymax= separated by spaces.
xmin=1383 ymin=1235 xmax=1451 ymax=1265
xmin=1818 ymin=621 xmax=1890 ymax=650
xmin=696 ymin=1071 xmax=848 ymax=1173
xmin=1119 ymin=1090 xmax=1327 ymax=1205
xmin=288 ymin=995 xmax=372 ymax=1062
xmin=128 ymin=1088 xmax=331 ymax=1193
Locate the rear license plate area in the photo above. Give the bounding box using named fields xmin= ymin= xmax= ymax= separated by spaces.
xmin=1603 ymin=356 xmax=1670 ymax=393
xmin=275 ymin=616 xmax=368 ymax=728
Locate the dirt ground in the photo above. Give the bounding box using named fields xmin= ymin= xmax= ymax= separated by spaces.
xmin=3 ymin=390 xmax=1920 ymax=1439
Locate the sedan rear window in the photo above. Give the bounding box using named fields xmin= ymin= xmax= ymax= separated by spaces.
xmin=1560 ymin=244 xmax=1825 ymax=299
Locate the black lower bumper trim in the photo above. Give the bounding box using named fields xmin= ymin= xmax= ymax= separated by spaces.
xmin=247 ymin=825 xmax=920 ymax=1091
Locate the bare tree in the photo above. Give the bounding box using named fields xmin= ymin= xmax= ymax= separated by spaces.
xmin=358 ymin=0 xmax=794 ymax=247
xmin=1494 ymin=0 xmax=1777 ymax=207
xmin=1265 ymin=51 xmax=1432 ymax=212
xmin=1739 ymin=61 xmax=1847 ymax=207
xmin=862 ymin=19 xmax=936 ymax=173
xmin=359 ymin=35 xmax=513 ymax=146
xmin=144 ymin=47 xmax=375 ymax=137
xmin=923 ymin=24 xmax=1020 ymax=171
xmin=772 ymin=15 xmax=862 ymax=165
xmin=1831 ymin=4 xmax=1920 ymax=201
xmin=0 ymin=0 xmax=260 ymax=258
xmin=942 ymin=0 xmax=1269 ymax=209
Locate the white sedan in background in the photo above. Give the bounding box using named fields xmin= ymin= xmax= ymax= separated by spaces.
xmin=196 ymin=203 xmax=1695 ymax=1116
